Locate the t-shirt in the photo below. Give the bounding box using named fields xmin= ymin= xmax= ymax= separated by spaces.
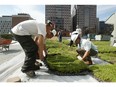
xmin=79 ymin=39 xmax=98 ymax=52
xmin=11 ymin=20 xmax=46 ymax=38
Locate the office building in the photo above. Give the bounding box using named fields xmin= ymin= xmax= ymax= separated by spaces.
xmin=72 ymin=5 xmax=98 ymax=35
xmin=0 ymin=16 xmax=12 ymax=34
xmin=12 ymin=13 xmax=33 ymax=27
xmin=45 ymin=5 xmax=71 ymax=31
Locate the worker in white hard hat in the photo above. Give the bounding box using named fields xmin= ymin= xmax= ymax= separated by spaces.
xmin=71 ymin=34 xmax=98 ymax=65
xmin=69 ymin=26 xmax=82 ymax=47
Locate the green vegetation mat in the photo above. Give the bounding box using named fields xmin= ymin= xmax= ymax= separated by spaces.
xmin=92 ymin=41 xmax=116 ymax=64
xmin=89 ymin=64 xmax=116 ymax=82
xmin=46 ymin=38 xmax=88 ymax=74
xmin=91 ymin=40 xmax=116 ymax=82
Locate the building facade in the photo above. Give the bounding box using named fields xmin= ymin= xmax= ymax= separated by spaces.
xmin=72 ymin=5 xmax=98 ymax=35
xmin=105 ymin=13 xmax=116 ymax=46
xmin=0 ymin=16 xmax=12 ymax=34
xmin=12 ymin=13 xmax=33 ymax=27
xmin=45 ymin=5 xmax=71 ymax=31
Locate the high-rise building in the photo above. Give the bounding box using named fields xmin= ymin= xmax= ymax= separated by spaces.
xmin=72 ymin=5 xmax=98 ymax=35
xmin=0 ymin=16 xmax=12 ymax=34
xmin=45 ymin=5 xmax=71 ymax=31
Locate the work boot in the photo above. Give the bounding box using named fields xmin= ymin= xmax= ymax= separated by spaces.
xmin=31 ymin=65 xmax=40 ymax=71
xmin=25 ymin=70 xmax=36 ymax=77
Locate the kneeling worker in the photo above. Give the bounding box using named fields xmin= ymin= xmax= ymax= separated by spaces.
xmin=71 ymin=34 xmax=98 ymax=65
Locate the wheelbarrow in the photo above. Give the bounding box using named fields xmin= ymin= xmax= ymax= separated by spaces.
xmin=0 ymin=38 xmax=12 ymax=51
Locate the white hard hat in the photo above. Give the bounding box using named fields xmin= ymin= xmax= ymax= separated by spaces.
xmin=76 ymin=28 xmax=82 ymax=34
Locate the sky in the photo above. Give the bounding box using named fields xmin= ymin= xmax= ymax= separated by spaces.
xmin=0 ymin=5 xmax=45 ymax=23
xmin=0 ymin=5 xmax=116 ymax=23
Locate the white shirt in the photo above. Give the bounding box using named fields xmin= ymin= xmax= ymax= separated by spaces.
xmin=79 ymin=39 xmax=98 ymax=52
xmin=11 ymin=20 xmax=46 ymax=38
